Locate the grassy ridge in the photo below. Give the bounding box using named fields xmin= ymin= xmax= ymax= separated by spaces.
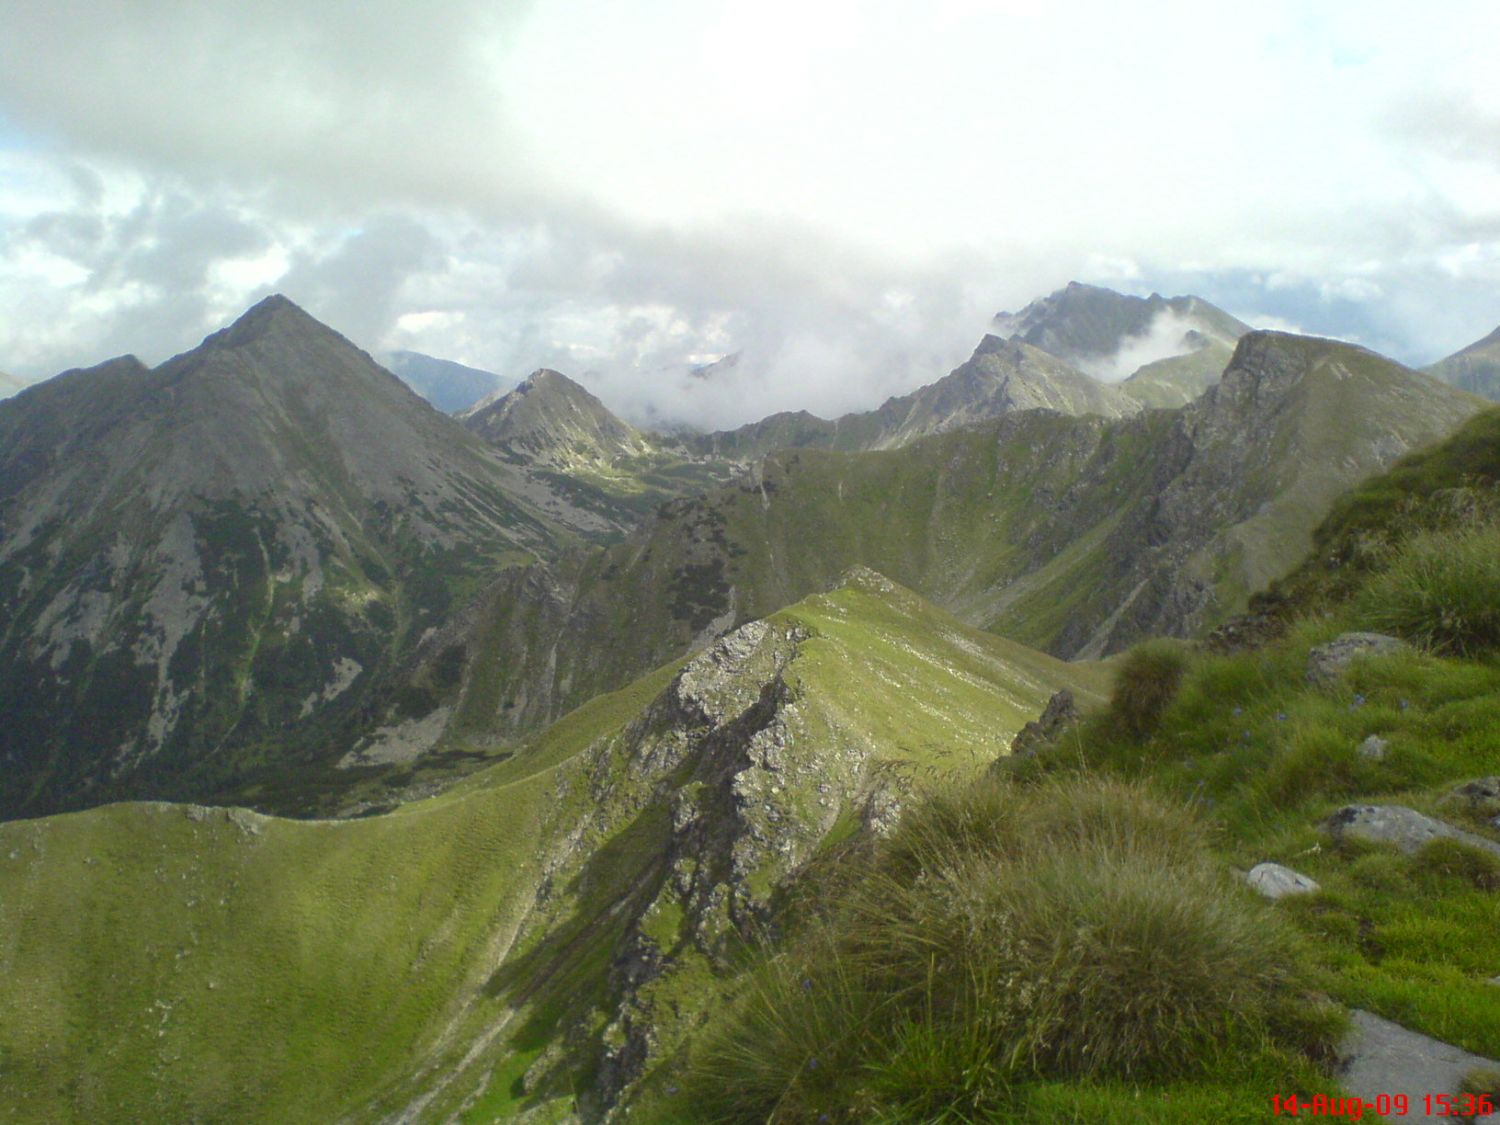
xmin=0 ymin=574 xmax=1104 ymax=1123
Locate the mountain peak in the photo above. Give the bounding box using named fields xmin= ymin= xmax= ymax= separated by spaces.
xmin=993 ymin=283 xmax=1249 ymax=381
xmin=212 ymin=293 xmax=331 ymax=350
xmin=461 ymin=366 xmax=650 ymax=468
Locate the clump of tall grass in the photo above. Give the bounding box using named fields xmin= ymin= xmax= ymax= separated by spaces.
xmin=1353 ymin=522 xmax=1500 ymax=656
xmin=680 ymin=776 xmax=1334 ymax=1122
xmin=1109 ymin=639 xmax=1190 ymax=738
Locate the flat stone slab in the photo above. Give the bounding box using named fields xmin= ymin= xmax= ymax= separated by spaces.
xmin=1326 ymin=805 xmax=1500 ymax=860
xmin=1340 ymin=1009 xmax=1500 ymax=1123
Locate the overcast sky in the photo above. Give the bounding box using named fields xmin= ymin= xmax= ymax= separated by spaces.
xmin=3 ymin=0 xmax=1499 ymax=426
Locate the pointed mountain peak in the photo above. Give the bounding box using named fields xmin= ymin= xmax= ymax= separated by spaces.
xmin=210 ymin=293 xmax=340 ymax=351
xmin=462 ymin=366 xmax=650 ymax=467
xmin=521 ymin=367 xmax=578 ymax=390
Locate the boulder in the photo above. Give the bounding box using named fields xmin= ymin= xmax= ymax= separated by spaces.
xmin=1007 ymin=689 xmax=1079 ymax=758
xmin=1326 ymin=805 xmax=1500 ymax=859
xmin=1246 ymin=862 xmax=1321 ymax=899
xmin=1306 ymin=632 xmax=1408 ymax=688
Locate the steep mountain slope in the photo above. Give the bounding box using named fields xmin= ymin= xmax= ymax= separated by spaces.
xmin=416 ymin=332 xmax=1484 ymax=746
xmin=992 ymin=280 xmax=1249 ymax=378
xmin=0 ymin=296 xmax=593 ymax=820
xmin=1426 ymin=323 xmax=1500 ymax=401
xmin=379 ymin=348 xmax=514 ymax=413
xmin=686 ymin=334 xmax=1139 ymax=462
xmin=0 ymin=572 xmax=1107 ymax=1123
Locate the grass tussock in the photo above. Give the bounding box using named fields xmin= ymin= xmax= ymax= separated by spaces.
xmin=1109 ymin=639 xmax=1190 ymax=738
xmin=1353 ymin=522 xmax=1500 ymax=656
xmin=679 ymin=776 xmax=1333 ymax=1123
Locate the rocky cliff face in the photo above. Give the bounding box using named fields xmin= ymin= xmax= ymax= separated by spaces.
xmin=0 ymin=297 xmax=586 ymax=818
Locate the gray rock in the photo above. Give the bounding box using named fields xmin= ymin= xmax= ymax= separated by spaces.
xmin=1306 ymin=632 xmax=1408 ymax=687
xmin=1006 ymin=688 xmax=1079 ymax=758
xmin=1246 ymin=862 xmax=1321 ymax=899
xmin=1340 ymin=1009 xmax=1500 ymax=1123
xmin=1326 ymin=805 xmax=1500 ymax=859
xmin=1452 ymin=776 xmax=1500 ymax=815
xmin=1357 ymin=734 xmax=1390 ymax=761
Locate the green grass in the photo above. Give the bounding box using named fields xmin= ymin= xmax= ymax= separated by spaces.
xmin=672 ymin=777 xmax=1340 ymax=1124
xmin=1353 ymin=522 xmax=1500 ymax=655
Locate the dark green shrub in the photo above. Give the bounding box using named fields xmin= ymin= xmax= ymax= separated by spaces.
xmin=1109 ymin=639 xmax=1190 ymax=738
xmin=1353 ymin=523 xmax=1500 ymax=655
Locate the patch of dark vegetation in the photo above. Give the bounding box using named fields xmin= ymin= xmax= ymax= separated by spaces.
xmin=668 ymin=558 xmax=730 ymax=632
xmin=1108 ymin=638 xmax=1189 ymax=738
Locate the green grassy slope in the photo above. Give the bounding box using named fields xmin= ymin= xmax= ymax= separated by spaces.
xmin=0 ymin=573 xmax=1104 ymax=1124
xmin=1120 ymin=338 xmax=1234 ymax=408
xmin=1252 ymin=406 xmax=1500 ymax=623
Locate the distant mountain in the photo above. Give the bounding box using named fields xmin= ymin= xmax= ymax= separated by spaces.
xmin=461 ymin=368 xmax=656 ymax=469
xmin=689 ymin=351 xmax=740 ymax=380
xmin=413 ymin=330 xmax=1484 ymax=745
xmin=684 ymin=334 xmax=1140 ymax=461
xmin=992 ymin=281 xmax=1249 ymax=380
xmin=380 ymin=349 xmax=514 ymax=413
xmin=0 ymin=296 xmax=592 ymax=819
xmin=457 ymin=368 xmax=740 ymax=533
xmin=1425 ymin=323 xmax=1500 ymax=401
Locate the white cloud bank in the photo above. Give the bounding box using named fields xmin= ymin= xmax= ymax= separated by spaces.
xmin=1 ymin=1 xmax=1499 ymax=422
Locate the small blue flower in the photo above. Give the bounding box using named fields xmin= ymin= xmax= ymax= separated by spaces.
xmin=667 ymin=1085 xmax=679 ymax=1096
xmin=1275 ymin=711 xmax=1288 ymax=722
xmin=1398 ymin=698 xmax=1410 ymax=711
xmin=1232 ymin=706 xmax=1243 ymax=717
xmin=807 ymin=1057 xmax=819 ymax=1071
xmin=1350 ymin=694 xmax=1366 ymax=710
xmin=1241 ymin=730 xmax=1252 ymax=742
xmin=801 ymin=978 xmax=813 ymax=992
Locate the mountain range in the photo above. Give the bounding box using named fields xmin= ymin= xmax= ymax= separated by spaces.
xmin=1 ymin=286 xmax=1486 ymax=821
xmin=2 ymin=280 xmax=1498 ymax=1121
xmin=396 ymin=327 xmax=1482 ymax=757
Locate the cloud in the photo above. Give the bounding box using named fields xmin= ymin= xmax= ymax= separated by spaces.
xmin=1072 ymin=310 xmax=1202 ymax=383
xmin=1 ymin=2 xmax=1500 ymax=418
